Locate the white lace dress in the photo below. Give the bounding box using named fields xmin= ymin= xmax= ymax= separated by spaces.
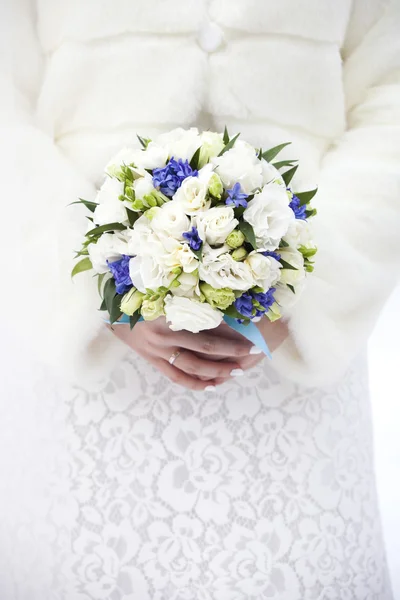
xmin=0 ymin=332 xmax=393 ymax=600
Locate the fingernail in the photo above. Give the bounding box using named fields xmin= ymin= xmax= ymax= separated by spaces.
xmin=250 ymin=346 xmax=263 ymax=355
xmin=205 ymin=385 xmax=216 ymax=392
xmin=230 ymin=369 xmax=244 ymax=377
xmin=252 ymin=316 xmax=262 ymax=323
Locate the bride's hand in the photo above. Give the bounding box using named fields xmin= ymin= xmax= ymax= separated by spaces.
xmin=108 ymin=318 xmax=253 ymax=391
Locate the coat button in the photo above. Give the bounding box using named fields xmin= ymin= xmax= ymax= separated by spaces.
xmin=198 ymin=22 xmax=224 ymax=53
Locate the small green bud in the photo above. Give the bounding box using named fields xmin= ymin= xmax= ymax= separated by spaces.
xmin=171 ymin=267 xmax=183 ymax=276
xmin=143 ymin=194 xmax=158 ymax=208
xmin=141 ymin=296 xmax=165 ymax=321
xmin=131 ymin=198 xmax=144 ymax=211
xmin=171 ymin=279 xmax=181 ymax=288
xmin=232 ymin=247 xmax=249 ymax=261
xmin=120 ymin=288 xmax=145 ymax=316
xmin=208 ymin=173 xmax=224 ymax=199
xmin=226 ymin=229 xmax=246 ymax=249
xmin=199 ymin=283 xmax=235 ymax=310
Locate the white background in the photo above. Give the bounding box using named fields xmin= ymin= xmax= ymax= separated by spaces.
xmin=369 ymin=286 xmax=400 ymax=598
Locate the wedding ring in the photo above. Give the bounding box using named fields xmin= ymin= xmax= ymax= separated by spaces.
xmin=168 ymin=350 xmax=181 ymax=366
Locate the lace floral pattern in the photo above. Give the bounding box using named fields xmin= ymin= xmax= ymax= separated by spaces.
xmin=0 ymin=351 xmax=393 ymax=599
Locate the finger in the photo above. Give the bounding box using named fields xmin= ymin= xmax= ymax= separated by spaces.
xmin=162 ymin=331 xmax=253 ymax=358
xmin=168 ymin=349 xmax=241 ymax=380
xmin=149 ymin=357 xmax=217 ymax=392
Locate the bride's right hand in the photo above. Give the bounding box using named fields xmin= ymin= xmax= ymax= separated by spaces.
xmin=108 ymin=318 xmax=253 ymax=391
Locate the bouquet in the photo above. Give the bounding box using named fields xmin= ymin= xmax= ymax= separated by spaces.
xmin=72 ymin=127 xmax=317 ymax=353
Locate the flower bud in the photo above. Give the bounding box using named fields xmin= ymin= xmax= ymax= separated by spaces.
xmin=120 ymin=288 xmax=145 ymax=316
xmin=143 ymin=194 xmax=158 ymax=208
xmin=232 ymin=247 xmax=248 ymax=261
xmin=141 ymin=296 xmax=165 ymax=321
xmin=226 ymin=229 xmax=245 ymax=249
xmin=208 ymin=173 xmax=224 ymax=199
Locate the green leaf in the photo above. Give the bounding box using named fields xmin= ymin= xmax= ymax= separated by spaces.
xmin=71 ymin=257 xmax=93 ymax=278
xmin=239 ymin=221 xmax=257 ymax=250
xmin=279 ymin=239 xmax=289 ymax=248
xmin=272 ymin=160 xmax=298 ymax=170
xmin=103 ymin=278 xmax=117 ymax=315
xmin=280 ymin=259 xmax=298 ymax=271
xmin=233 ymin=206 xmax=246 ymax=220
xmin=190 ymin=147 xmax=202 ymax=170
xmin=86 ymin=222 xmax=127 ymax=237
xmin=262 ymin=142 xmax=291 ymax=163
xmin=287 ymin=284 xmax=296 ymax=294
xmin=257 ymin=147 xmax=263 ymax=160
xmin=109 ymin=294 xmax=123 ymax=325
xmin=224 ymin=305 xmax=243 ymax=319
xmin=223 ymin=126 xmax=230 ymax=145
xmin=218 ymin=133 xmax=240 ymax=156
xmin=192 ymin=247 xmax=203 ymax=262
xmin=97 ymin=272 xmax=107 ymax=296
xmin=69 ymin=198 xmax=98 ymax=213
xmin=130 ymin=312 xmax=141 ymax=330
xmin=305 ymin=208 xmax=318 ymax=218
xmin=126 ymin=208 xmax=139 ymax=227
xmin=282 ymin=165 xmax=298 ymax=186
xmin=137 ymin=134 xmax=151 ymax=149
xmin=296 ymin=188 xmax=318 ymax=206
xmin=99 ymin=299 xmax=107 ymax=311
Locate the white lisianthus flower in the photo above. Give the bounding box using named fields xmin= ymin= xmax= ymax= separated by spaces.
xmin=173 ymin=177 xmax=211 ymax=215
xmin=211 ymin=140 xmax=263 ymax=194
xmin=124 ymin=215 xmax=164 ymax=257
xmin=155 ymin=127 xmax=201 ymax=161
xmin=283 ymin=218 xmax=314 ymax=249
xmin=164 ymin=295 xmax=223 ymax=333
xmin=243 ymin=184 xmax=293 ymax=250
xmin=199 ymin=131 xmax=225 ymax=167
xmin=88 ymin=234 xmax=127 ymax=274
xmin=129 ymin=255 xmax=174 ymax=293
xmin=133 ymin=174 xmax=155 ymax=200
xmin=199 ymin=253 xmax=255 ymax=291
xmin=162 ymin=241 xmax=198 ymax=274
xmin=196 ymin=206 xmax=238 ymax=246
xmin=261 ymin=159 xmax=285 ymax=186
xmin=274 ymin=281 xmax=305 ymax=309
xmin=245 ymin=252 xmax=282 ymax=290
xmin=278 ymin=248 xmax=306 ymax=287
xmin=171 ymin=272 xmax=200 ymax=297
xmin=105 ymin=148 xmax=137 ymax=176
xmin=93 ymin=177 xmax=128 ymax=225
xmin=150 ymin=201 xmax=190 ymax=241
xmin=130 ymin=143 xmax=168 ymax=170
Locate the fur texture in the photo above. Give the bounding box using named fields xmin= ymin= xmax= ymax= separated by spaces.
xmin=3 ymin=0 xmax=400 ymax=387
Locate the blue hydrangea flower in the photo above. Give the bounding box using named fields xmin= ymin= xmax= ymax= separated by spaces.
xmin=152 ymin=158 xmax=198 ymax=197
xmin=225 ymin=182 xmax=249 ymax=208
xmin=183 ymin=226 xmax=203 ymax=251
xmin=262 ymin=250 xmax=281 ymax=261
xmin=107 ymin=255 xmax=133 ymax=295
xmin=289 ymin=193 xmax=307 ymax=220
xmin=234 ymin=292 xmax=254 ymax=318
xmin=252 ymin=287 xmax=276 ymax=311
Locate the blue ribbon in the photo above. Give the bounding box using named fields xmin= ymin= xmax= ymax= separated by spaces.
xmin=105 ymin=313 xmax=271 ymax=358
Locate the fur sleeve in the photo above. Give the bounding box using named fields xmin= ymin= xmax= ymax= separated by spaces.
xmin=272 ymin=0 xmax=400 ymax=385
xmin=1 ymin=0 xmax=128 ymax=388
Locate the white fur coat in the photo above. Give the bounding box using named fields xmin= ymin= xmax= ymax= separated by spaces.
xmin=3 ymin=0 xmax=400 ymax=388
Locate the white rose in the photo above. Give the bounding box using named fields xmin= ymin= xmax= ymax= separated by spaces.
xmin=105 ymin=148 xmax=137 ymax=176
xmin=243 ymin=184 xmax=294 ymax=250
xmin=130 ymin=142 xmax=168 ymax=170
xmin=261 ymin=159 xmax=285 ymax=186
xmin=171 ymin=272 xmax=200 ymax=297
xmin=163 ymin=242 xmax=199 ymax=273
xmin=133 ymin=174 xmax=155 ymax=200
xmin=164 ymin=295 xmax=223 ymax=333
xmin=245 ymin=252 xmax=282 ymax=290
xmin=211 ymin=140 xmax=263 ymax=194
xmin=129 ymin=255 xmax=174 ymax=293
xmin=150 ymin=201 xmax=190 ymax=241
xmin=283 ymin=219 xmax=314 ymax=249
xmin=278 ymin=248 xmax=306 ymax=287
xmin=88 ymin=233 xmax=127 ymax=274
xmin=155 ymin=127 xmax=200 ymax=161
xmin=199 ymin=132 xmax=225 ymax=167
xmin=196 ymin=206 xmax=238 ymax=246
xmin=173 ymin=177 xmax=211 ymax=215
xmin=93 ymin=177 xmax=128 ymax=225
xmin=199 ymin=253 xmax=255 ymax=291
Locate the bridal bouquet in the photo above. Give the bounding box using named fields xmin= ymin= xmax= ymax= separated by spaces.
xmin=72 ymin=128 xmax=317 ymax=350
